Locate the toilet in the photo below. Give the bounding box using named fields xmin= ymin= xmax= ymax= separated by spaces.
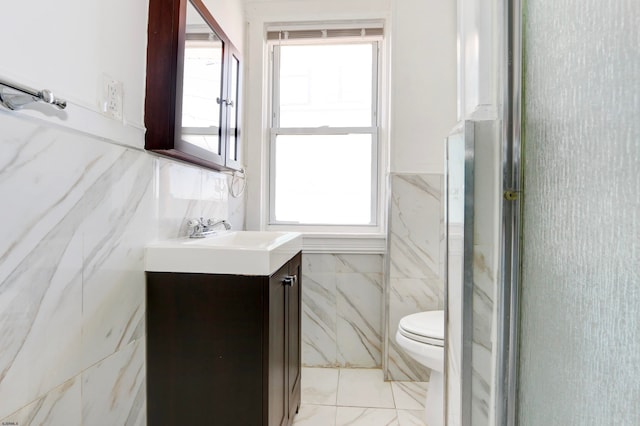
xmin=395 ymin=310 xmax=444 ymax=426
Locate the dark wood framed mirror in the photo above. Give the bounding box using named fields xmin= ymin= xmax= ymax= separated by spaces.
xmin=145 ymin=0 xmax=242 ymax=171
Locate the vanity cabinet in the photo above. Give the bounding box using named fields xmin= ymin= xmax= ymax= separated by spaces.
xmin=146 ymin=252 xmax=301 ymax=425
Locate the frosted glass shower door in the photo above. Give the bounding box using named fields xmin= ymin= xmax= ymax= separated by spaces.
xmin=518 ymin=0 xmax=640 ymax=424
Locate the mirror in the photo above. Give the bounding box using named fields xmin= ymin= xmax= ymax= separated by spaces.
xmin=180 ymin=2 xmax=224 ymax=157
xmin=445 ymin=121 xmax=474 ymax=425
xmin=145 ymin=0 xmax=241 ymax=171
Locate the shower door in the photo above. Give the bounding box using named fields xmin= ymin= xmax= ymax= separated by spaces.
xmin=517 ymin=0 xmax=640 ymax=424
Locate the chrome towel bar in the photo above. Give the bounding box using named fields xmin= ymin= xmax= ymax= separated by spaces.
xmin=0 ymin=78 xmax=67 ymax=110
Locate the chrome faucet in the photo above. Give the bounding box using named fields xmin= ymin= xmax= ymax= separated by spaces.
xmin=187 ymin=217 xmax=231 ymax=238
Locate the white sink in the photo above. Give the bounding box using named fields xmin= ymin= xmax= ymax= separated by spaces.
xmin=145 ymin=231 xmax=302 ymax=276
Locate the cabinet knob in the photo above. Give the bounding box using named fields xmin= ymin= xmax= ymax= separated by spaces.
xmin=283 ymin=275 xmax=297 ymax=286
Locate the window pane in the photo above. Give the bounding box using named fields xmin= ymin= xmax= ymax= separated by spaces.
xmin=278 ymin=44 xmax=373 ymax=127
xmin=273 ymin=134 xmax=373 ymax=225
xmin=181 ymin=2 xmax=223 ymax=154
xmin=181 ymin=39 xmax=221 ymax=153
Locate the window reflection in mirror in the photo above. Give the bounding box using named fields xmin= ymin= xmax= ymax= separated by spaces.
xmin=181 ymin=1 xmax=223 ymax=156
xmin=228 ymin=54 xmax=240 ymax=162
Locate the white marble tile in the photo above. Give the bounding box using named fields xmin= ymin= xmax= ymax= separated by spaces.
xmin=0 ymin=115 xmax=89 ymax=286
xmin=82 ymin=339 xmax=146 ymax=426
xmin=0 ymin=219 xmax=83 ymax=419
xmin=387 ymin=343 xmax=430 ymax=382
xmin=302 ymin=273 xmax=337 ymax=367
xmin=336 ymin=254 xmax=384 ymax=273
xmin=0 ymin=105 xmax=237 ymax=424
xmin=80 ymin=147 xmax=153 ymax=369
xmin=389 ymin=277 xmax=442 ymax=335
xmin=471 ymin=342 xmax=492 ymax=425
xmin=301 ymin=368 xmax=339 ymax=405
xmin=386 ymin=174 xmax=445 ymax=382
xmin=391 ymin=382 xmax=428 ymax=410
xmin=227 ymin=176 xmax=246 ymax=231
xmin=336 ymin=407 xmax=398 ymax=425
xmin=472 ymin=244 xmax=496 ymax=351
xmin=446 ymin=296 xmax=462 ymax=425
xmin=446 ymin=248 xmax=462 ymax=426
xmin=293 ymin=404 xmax=337 ymax=426
xmin=200 ymin=169 xmax=229 ymax=225
xmin=0 ymin=117 xmax=154 ymax=420
xmin=304 ymin=254 xmax=337 ymax=274
xmin=155 ymin=158 xmax=203 ymax=240
xmin=336 ymin=369 xmax=394 ymax=409
xmin=389 ymin=174 xmax=443 ymax=279
xmin=387 ymin=276 xmax=440 ymax=381
xmin=396 ymin=409 xmax=427 ymax=426
xmin=0 ymin=375 xmax=81 ymax=425
xmin=337 ymin=274 xmax=383 ymax=367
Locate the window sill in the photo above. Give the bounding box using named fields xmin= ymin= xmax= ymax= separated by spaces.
xmin=300 ymin=233 xmax=386 ymax=254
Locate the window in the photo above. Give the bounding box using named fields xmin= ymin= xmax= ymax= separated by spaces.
xmin=268 ymin=24 xmax=383 ymax=229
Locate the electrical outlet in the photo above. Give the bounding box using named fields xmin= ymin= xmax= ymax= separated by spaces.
xmin=100 ymin=75 xmax=123 ymax=120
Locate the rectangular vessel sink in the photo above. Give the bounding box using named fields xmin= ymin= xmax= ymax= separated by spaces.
xmin=145 ymin=231 xmax=302 ymax=276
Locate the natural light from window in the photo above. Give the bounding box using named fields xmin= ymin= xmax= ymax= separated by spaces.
xmin=271 ymin=41 xmax=378 ymax=226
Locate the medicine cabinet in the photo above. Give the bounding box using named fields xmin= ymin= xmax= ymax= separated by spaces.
xmin=145 ymin=0 xmax=242 ymax=171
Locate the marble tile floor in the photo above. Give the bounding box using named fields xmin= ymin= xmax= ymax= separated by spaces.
xmin=294 ymin=368 xmax=429 ymax=426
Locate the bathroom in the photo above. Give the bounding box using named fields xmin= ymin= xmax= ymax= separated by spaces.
xmin=1 ymin=0 xmax=638 ymax=425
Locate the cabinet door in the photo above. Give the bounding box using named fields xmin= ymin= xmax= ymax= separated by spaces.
xmin=146 ymin=272 xmax=264 ymax=425
xmin=287 ymin=254 xmax=302 ymax=420
xmin=269 ymin=263 xmax=288 ymax=426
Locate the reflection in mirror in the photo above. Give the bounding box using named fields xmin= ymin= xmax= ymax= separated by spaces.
xmin=228 ymin=54 xmax=240 ymax=162
xmin=445 ymin=121 xmax=474 ymax=425
xmin=446 ymin=126 xmax=465 ymax=426
xmin=181 ymin=1 xmax=223 ymax=155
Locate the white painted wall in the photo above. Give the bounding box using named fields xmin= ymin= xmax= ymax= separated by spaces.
xmin=0 ymin=0 xmax=148 ymax=128
xmin=0 ymin=0 xmax=245 ymax=136
xmin=390 ymin=0 xmax=457 ymax=174
xmin=243 ymin=0 xmax=457 ymax=228
xmin=457 ymin=0 xmax=499 ymax=120
xmin=203 ymin=0 xmax=245 ymax=52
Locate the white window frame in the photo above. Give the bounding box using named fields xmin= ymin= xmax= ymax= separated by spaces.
xmin=266 ymin=32 xmax=385 ymax=235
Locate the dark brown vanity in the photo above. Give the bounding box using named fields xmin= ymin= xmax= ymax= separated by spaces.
xmin=146 ymin=252 xmax=302 ymax=425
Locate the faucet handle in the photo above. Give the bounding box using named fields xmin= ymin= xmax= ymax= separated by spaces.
xmin=187 ymin=218 xmax=202 ymax=228
xmin=205 ymin=218 xmax=232 ymax=230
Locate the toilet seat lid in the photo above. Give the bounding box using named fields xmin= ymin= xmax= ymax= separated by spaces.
xmin=399 ymin=311 xmax=444 ymax=342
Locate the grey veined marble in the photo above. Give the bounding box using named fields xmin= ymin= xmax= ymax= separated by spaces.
xmin=385 ymin=173 xmax=445 ymax=381
xmin=302 ymin=254 xmax=384 ymax=368
xmin=0 ymin=110 xmax=231 ymax=423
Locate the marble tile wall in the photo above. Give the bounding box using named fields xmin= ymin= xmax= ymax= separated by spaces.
xmin=301 ymin=254 xmax=384 ymax=368
xmin=386 ymin=173 xmax=445 ymax=381
xmin=0 ymin=111 xmax=240 ymax=423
